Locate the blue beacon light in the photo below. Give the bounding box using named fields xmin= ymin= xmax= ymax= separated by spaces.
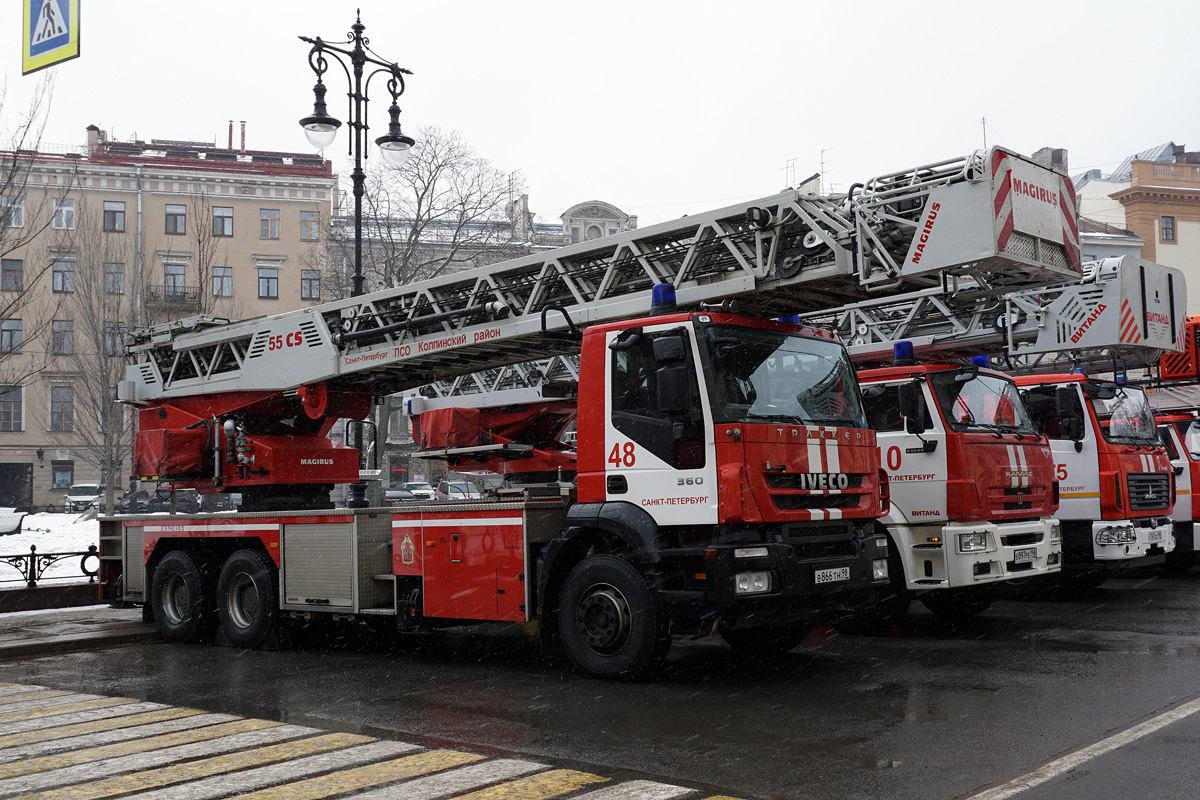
xmin=972 ymin=355 xmax=990 ymax=368
xmin=651 ymin=283 xmax=677 ymax=314
xmin=893 ymin=341 xmax=916 ymax=364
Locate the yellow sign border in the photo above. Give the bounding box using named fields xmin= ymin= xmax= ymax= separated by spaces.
xmin=22 ymin=0 xmax=81 ymax=75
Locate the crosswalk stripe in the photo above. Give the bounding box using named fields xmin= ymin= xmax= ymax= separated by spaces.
xmin=348 ymin=758 xmax=547 ymax=800
xmin=453 ymin=768 xmax=609 ymax=799
xmin=0 ymin=724 xmax=317 ymax=796
xmin=0 ymin=708 xmax=212 ymax=756
xmin=119 ymin=740 xmax=420 ymax=800
xmin=0 ymin=712 xmax=232 ymax=763
xmin=0 ymin=718 xmax=284 ymax=778
xmin=0 ymin=694 xmax=103 ymax=715
xmin=0 ymin=702 xmax=169 ymax=737
xmin=0 ymin=690 xmax=74 ymax=707
xmin=21 ymin=732 xmax=374 ymax=800
xmin=0 ymin=684 xmax=47 ymax=697
xmin=226 ymin=749 xmax=484 ymax=800
xmin=0 ymin=698 xmax=136 ymax=726
xmin=574 ymin=781 xmax=697 ymax=799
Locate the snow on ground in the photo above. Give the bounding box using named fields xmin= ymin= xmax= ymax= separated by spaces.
xmin=0 ymin=512 xmax=100 ymax=586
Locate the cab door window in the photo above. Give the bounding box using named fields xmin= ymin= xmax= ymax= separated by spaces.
xmin=610 ymin=330 xmax=705 ymax=469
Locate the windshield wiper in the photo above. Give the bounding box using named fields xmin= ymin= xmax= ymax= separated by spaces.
xmin=963 ymin=422 xmax=1005 ymax=439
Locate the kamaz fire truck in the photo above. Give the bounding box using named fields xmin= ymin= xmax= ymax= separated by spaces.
xmin=102 ymin=146 xmax=1090 ymax=677
xmin=800 ymin=254 xmax=1184 ymax=615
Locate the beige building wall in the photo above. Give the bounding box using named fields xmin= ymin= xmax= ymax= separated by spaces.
xmin=1076 ymin=178 xmax=1129 ymax=227
xmin=1114 ymin=160 xmax=1200 ymax=313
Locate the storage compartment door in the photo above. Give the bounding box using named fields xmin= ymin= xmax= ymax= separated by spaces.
xmin=282 ymin=523 xmax=355 ymax=610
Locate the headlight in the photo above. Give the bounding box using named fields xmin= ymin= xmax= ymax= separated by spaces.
xmin=872 ymin=558 xmax=889 ymax=580
xmin=1096 ymin=526 xmax=1136 ymax=545
xmin=735 ymin=571 xmax=771 ymax=595
xmin=957 ymin=532 xmax=988 ymax=553
xmin=735 ymin=547 xmax=769 ymax=559
xmin=1050 ymin=522 xmax=1062 ymax=544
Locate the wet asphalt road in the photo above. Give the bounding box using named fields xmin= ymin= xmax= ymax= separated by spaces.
xmin=3 ymin=575 xmax=1200 ymax=800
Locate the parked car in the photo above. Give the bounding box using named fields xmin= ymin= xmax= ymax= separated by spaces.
xmin=435 ymin=480 xmax=482 ymax=500
xmin=64 ymin=484 xmax=103 ymax=513
xmin=383 ymin=488 xmax=418 ymax=506
xmin=118 ymin=490 xmax=151 ymax=514
xmin=401 ymin=482 xmax=436 ymax=501
xmin=146 ymin=488 xmax=202 ymax=514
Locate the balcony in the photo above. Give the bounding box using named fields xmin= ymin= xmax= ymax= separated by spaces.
xmin=146 ymin=284 xmax=201 ymax=312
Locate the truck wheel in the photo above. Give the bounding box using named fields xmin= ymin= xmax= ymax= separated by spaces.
xmin=150 ymin=550 xmax=215 ymax=643
xmin=217 ymin=550 xmax=278 ymax=649
xmin=920 ymin=586 xmax=996 ymax=622
xmin=558 ymin=554 xmax=669 ymax=680
xmin=825 ymin=546 xmax=909 ymax=636
xmin=719 ymin=620 xmax=810 ymax=656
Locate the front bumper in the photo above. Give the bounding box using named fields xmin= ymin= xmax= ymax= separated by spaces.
xmin=894 ymin=518 xmax=1062 ymax=590
xmin=1091 ymin=517 xmax=1174 ymax=562
xmin=655 ymin=529 xmax=891 ymax=627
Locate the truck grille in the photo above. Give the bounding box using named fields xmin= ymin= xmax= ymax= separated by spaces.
xmin=773 ymin=494 xmax=861 ymax=511
xmin=765 ymin=473 xmax=865 ymax=490
xmin=1127 ymin=473 xmax=1171 ymax=511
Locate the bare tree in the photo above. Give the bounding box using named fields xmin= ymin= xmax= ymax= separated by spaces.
xmin=50 ymin=195 xmax=139 ymax=512
xmin=324 ymin=125 xmax=523 ymax=297
xmin=0 ymin=77 xmax=75 ymax=387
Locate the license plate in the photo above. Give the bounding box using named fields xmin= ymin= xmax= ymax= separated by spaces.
xmin=1013 ymin=547 xmax=1037 ymax=564
xmin=814 ymin=566 xmax=851 ymax=585
xmin=1149 ymin=530 xmax=1164 ymax=542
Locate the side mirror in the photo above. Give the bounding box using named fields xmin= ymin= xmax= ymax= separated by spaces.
xmin=656 ymin=365 xmax=691 ymax=415
xmin=898 ymin=382 xmax=926 ymax=434
xmin=652 ymin=334 xmax=688 ymax=363
xmin=1055 ymin=386 xmax=1076 ymax=418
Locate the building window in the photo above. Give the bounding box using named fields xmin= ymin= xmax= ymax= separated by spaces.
xmin=165 ymin=204 xmax=186 ymax=235
xmin=1162 ymin=216 xmax=1176 ymax=243
xmin=1 ymin=259 xmax=22 ymax=292
xmin=213 ymin=206 xmax=233 ymax=237
xmin=0 ymin=386 xmax=21 ymax=432
xmin=51 ymin=461 xmax=73 ymax=489
xmin=50 ymin=385 xmax=74 ymax=432
xmin=301 ymin=269 xmax=321 ymax=300
xmin=103 ymin=201 xmax=126 ymax=233
xmin=1 ymin=196 xmax=23 ymax=228
xmin=51 ymin=320 xmax=74 ymax=356
xmin=164 ymin=263 xmax=186 ymax=297
xmin=52 ymin=260 xmax=75 ymax=293
xmin=104 ymin=262 xmax=125 ymax=295
xmin=301 ymin=211 xmax=320 ymax=241
xmin=103 ymin=321 xmax=126 ymax=356
xmin=260 ymin=209 xmax=280 ymax=239
xmin=258 ymin=267 xmax=279 ymax=299
xmin=53 ymin=199 xmax=75 ymax=230
xmin=213 ymin=266 xmax=232 ymax=297
xmin=0 ymin=320 xmax=21 ymax=355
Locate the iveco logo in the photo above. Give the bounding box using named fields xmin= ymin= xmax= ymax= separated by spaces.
xmin=797 ymin=473 xmax=851 ymax=490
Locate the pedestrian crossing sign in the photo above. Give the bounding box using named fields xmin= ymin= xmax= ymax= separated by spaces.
xmin=22 ymin=0 xmax=80 ymax=75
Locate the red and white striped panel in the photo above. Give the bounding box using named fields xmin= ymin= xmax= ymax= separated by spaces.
xmin=805 ymin=427 xmax=842 ymax=521
xmin=1120 ymin=298 xmax=1143 ymax=344
xmin=992 ymin=150 xmax=1016 ymax=251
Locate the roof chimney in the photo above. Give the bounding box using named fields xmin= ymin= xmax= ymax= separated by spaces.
xmin=86 ymin=125 xmax=101 ymax=155
xmin=240 ymin=121 xmax=246 ymax=153
xmin=1032 ymin=147 xmax=1069 ymax=175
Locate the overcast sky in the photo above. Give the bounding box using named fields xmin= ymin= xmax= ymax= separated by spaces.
xmin=3 ymin=0 xmax=1197 ymax=225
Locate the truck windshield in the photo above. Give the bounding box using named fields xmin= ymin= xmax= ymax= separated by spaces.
xmin=1091 ymin=386 xmax=1158 ymax=444
xmin=929 ymin=371 xmax=1037 ymax=435
xmin=701 ymin=324 xmax=866 ymax=428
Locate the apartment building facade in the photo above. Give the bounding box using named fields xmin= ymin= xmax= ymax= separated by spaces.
xmin=0 ymin=126 xmax=335 ymax=510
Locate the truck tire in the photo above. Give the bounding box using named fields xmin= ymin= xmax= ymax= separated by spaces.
xmin=919 ymin=585 xmax=996 ymax=622
xmin=719 ymin=620 xmax=810 ymax=656
xmin=150 ymin=550 xmax=216 ymax=643
xmin=825 ymin=545 xmax=909 ymax=636
xmin=216 ymin=550 xmax=278 ymax=649
xmin=558 ymin=554 xmax=669 ymax=680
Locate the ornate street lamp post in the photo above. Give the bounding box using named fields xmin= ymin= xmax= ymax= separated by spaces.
xmin=300 ymin=11 xmax=415 ymax=507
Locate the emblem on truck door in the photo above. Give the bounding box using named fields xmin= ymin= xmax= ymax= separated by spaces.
xmin=401 ymin=533 xmax=415 ymax=565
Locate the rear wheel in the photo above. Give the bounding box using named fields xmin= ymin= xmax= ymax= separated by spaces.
xmin=216 ymin=549 xmax=278 ymax=649
xmin=719 ymin=620 xmax=810 ymax=656
xmin=151 ymin=550 xmax=215 ymax=643
xmin=920 ymin=585 xmax=996 ymax=621
xmin=558 ymin=554 xmax=669 ymax=680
